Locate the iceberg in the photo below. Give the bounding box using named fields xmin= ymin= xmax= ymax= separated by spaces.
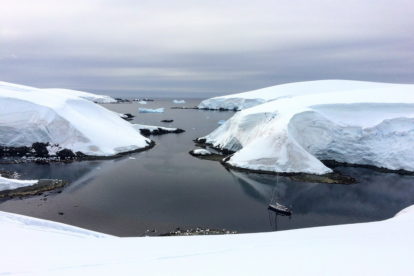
xmin=0 ymin=81 xmax=151 ymax=157
xmin=199 ymin=80 xmax=414 ymax=174
xmin=173 ymin=99 xmax=186 ymax=104
xmin=198 ymin=80 xmax=405 ymax=110
xmin=138 ymin=108 xmax=164 ymax=113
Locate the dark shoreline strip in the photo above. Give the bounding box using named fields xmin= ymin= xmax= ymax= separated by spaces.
xmin=0 ymin=179 xmax=67 ymax=199
xmin=0 ymin=141 xmax=156 ymax=164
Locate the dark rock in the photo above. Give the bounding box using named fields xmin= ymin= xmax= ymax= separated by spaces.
xmin=197 ymin=107 xmax=238 ymax=112
xmin=196 ymin=138 xmax=206 ymax=144
xmin=32 ymin=142 xmax=49 ymax=157
xmin=75 ymin=151 xmax=87 ymax=158
xmin=160 ymin=227 xmax=237 ymax=236
xmin=194 ymin=138 xmax=236 ymax=155
xmin=114 ymin=98 xmax=131 ymax=103
xmin=120 ymin=113 xmax=135 ymax=121
xmin=170 ymin=106 xmax=199 ymax=110
xmin=124 ymin=113 xmax=134 ymax=118
xmin=56 ymin=149 xmax=76 ymax=160
xmin=0 ymin=170 xmax=17 ymax=179
xmin=0 ymin=140 xmax=155 ymax=163
xmin=189 ymin=150 xmax=225 ymax=162
xmin=289 ymin=173 xmax=356 ymax=184
xmin=0 ymin=145 xmax=30 ymax=157
xmin=139 ymin=128 xmax=185 ymax=137
xmin=322 ymin=160 xmax=414 ymax=175
xmin=161 ymin=119 xmax=174 ymax=123
xmin=139 ymin=129 xmax=152 ymax=137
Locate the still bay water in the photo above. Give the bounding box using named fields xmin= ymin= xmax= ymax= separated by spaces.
xmin=1 ymin=99 xmax=414 ymax=236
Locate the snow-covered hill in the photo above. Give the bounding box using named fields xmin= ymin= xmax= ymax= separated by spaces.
xmin=0 ymin=81 xmax=151 ymax=157
xmin=45 ymin=88 xmax=117 ymax=103
xmin=0 ymin=81 xmax=116 ymax=104
xmin=1 ymin=205 xmax=414 ymax=275
xmin=199 ymin=80 xmax=414 ymax=174
xmin=198 ymin=80 xmax=407 ymax=110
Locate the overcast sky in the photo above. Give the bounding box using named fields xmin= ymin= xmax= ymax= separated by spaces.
xmin=1 ymin=0 xmax=413 ymax=97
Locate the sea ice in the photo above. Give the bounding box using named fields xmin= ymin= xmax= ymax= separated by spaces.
xmin=173 ymin=99 xmax=186 ymax=104
xmin=138 ymin=108 xmax=165 ymax=113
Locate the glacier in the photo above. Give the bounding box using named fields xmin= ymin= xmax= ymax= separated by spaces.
xmin=199 ymin=80 xmax=414 ymax=174
xmin=198 ymin=80 xmax=408 ymax=110
xmin=0 ymin=81 xmax=151 ymax=157
xmin=44 ymin=88 xmax=117 ymax=104
xmin=0 ymin=81 xmax=117 ymax=104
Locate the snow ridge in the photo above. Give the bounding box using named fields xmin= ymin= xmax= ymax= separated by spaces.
xmin=200 ymin=81 xmax=414 ymax=174
xmin=198 ymin=80 xmax=405 ymax=110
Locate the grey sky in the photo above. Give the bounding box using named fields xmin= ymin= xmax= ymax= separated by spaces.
xmin=1 ymin=0 xmax=413 ymax=97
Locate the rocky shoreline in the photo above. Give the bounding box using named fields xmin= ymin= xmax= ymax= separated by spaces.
xmin=139 ymin=128 xmax=185 ymax=137
xmin=171 ymin=106 xmax=238 ymax=111
xmin=0 ymin=179 xmax=67 ymax=199
xmin=0 ymin=141 xmax=155 ymax=164
xmin=159 ymin=227 xmax=237 ymax=236
xmin=192 ymin=139 xmax=357 ymax=184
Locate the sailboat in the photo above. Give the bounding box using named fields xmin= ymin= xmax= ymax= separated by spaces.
xmin=267 ymin=174 xmax=292 ymax=216
xmin=268 ymin=202 xmax=292 ymax=216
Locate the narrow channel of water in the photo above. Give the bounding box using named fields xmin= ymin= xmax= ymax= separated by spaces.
xmin=1 ymin=99 xmax=413 ymax=236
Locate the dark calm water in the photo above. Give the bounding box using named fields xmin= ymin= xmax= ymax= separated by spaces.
xmin=1 ymin=99 xmax=414 ymax=237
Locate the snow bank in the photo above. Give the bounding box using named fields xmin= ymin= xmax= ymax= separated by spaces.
xmin=138 ymin=107 xmax=164 ymax=113
xmin=1 ymin=204 xmax=414 ymax=275
xmin=0 ymin=175 xmax=37 ymax=191
xmin=200 ymin=81 xmax=414 ymax=174
xmin=0 ymin=81 xmax=151 ymax=157
xmin=198 ymin=80 xmax=403 ymax=110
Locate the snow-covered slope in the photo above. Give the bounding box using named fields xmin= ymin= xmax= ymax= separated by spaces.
xmin=0 ymin=81 xmax=116 ymax=104
xmin=198 ymin=80 xmax=404 ymax=110
xmin=0 ymin=175 xmax=37 ymax=191
xmin=0 ymin=82 xmax=151 ymax=157
xmin=1 ymin=205 xmax=414 ymax=275
xmin=45 ymin=88 xmax=117 ymax=103
xmin=200 ymin=82 xmax=414 ymax=174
